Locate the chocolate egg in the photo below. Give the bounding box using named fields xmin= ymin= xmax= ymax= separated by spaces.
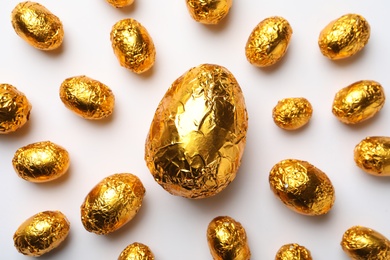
xmin=106 ymin=0 xmax=134 ymax=8
xmin=145 ymin=64 xmax=248 ymax=199
xmin=185 ymin=0 xmax=232 ymax=24
xmin=118 ymin=242 xmax=154 ymax=260
xmin=275 ymin=243 xmax=313 ymax=260
xmin=272 ymin=97 xmax=313 ymax=130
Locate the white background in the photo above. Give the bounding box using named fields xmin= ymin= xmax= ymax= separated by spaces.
xmin=1 ymin=0 xmax=390 ymax=259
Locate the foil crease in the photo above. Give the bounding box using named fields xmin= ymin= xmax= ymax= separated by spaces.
xmin=186 ymin=0 xmax=232 ymax=25
xmin=81 ymin=173 xmax=145 ymax=235
xmin=106 ymin=0 xmax=134 ymax=8
xmin=13 ymin=211 xmax=70 ymax=257
xmin=269 ymin=159 xmax=335 ymax=216
xmin=118 ymin=242 xmax=155 ymax=260
xmin=275 ymin=243 xmax=313 ymax=260
xmin=0 ymin=84 xmax=31 ymax=134
xmin=145 ymin=64 xmax=248 ymax=199
xmin=272 ymin=97 xmax=313 ymax=130
xmin=332 ymin=80 xmax=385 ymax=124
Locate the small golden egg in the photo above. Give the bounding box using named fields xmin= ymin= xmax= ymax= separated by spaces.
xmin=12 ymin=141 xmax=70 ymax=183
xmin=0 ymin=84 xmax=31 ymax=134
xmin=272 ymin=97 xmax=313 ymax=130
xmin=332 ymin=80 xmax=385 ymax=124
xmin=245 ymin=16 xmax=292 ymax=67
xmin=318 ymin=14 xmax=370 ymax=60
xmin=11 ymin=1 xmax=64 ymax=51
xmin=185 ymin=0 xmax=232 ymax=25
xmin=106 ymin=0 xmax=134 ymax=8
xmin=13 ymin=211 xmax=70 ymax=257
xmin=81 ymin=173 xmax=145 ymax=235
xmin=207 ymin=216 xmax=251 ymax=260
xmin=110 ymin=19 xmax=156 ymax=74
xmin=269 ymin=159 xmax=335 ymax=216
xmin=118 ymin=242 xmax=154 ymax=260
xmin=275 ymin=243 xmax=313 ymax=260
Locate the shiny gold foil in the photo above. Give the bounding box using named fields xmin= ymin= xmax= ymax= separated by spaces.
xmin=11 ymin=1 xmax=64 ymax=51
xmin=185 ymin=0 xmax=232 ymax=25
xmin=275 ymin=243 xmax=313 ymax=260
xmin=341 ymin=226 xmax=390 ymax=259
xmin=0 ymin=84 xmax=31 ymax=134
xmin=207 ymin=216 xmax=250 ymax=260
xmin=269 ymin=159 xmax=335 ymax=216
xmin=354 ymin=136 xmax=390 ymax=176
xmin=106 ymin=0 xmax=134 ymax=8
xmin=118 ymin=242 xmax=155 ymax=260
xmin=12 ymin=141 xmax=70 ymax=183
xmin=110 ymin=19 xmax=156 ymax=74
xmin=59 ymin=75 xmax=115 ymax=120
xmin=318 ymin=14 xmax=370 ymax=60
xmin=145 ymin=64 xmax=248 ymax=199
xmin=272 ymin=97 xmax=312 ymax=130
xmin=332 ymin=80 xmax=385 ymax=124
xmin=81 ymin=173 xmax=145 ymax=235
xmin=13 ymin=211 xmax=70 ymax=257
xmin=245 ymin=16 xmax=292 ymax=67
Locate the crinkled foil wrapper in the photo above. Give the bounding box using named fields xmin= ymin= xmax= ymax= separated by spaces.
xmin=106 ymin=0 xmax=134 ymax=8
xmin=272 ymin=97 xmax=312 ymax=130
xmin=14 ymin=211 xmax=70 ymax=257
xmin=207 ymin=216 xmax=251 ymax=260
xmin=118 ymin=242 xmax=155 ymax=260
xmin=354 ymin=136 xmax=390 ymax=176
xmin=0 ymin=84 xmax=31 ymax=134
xmin=275 ymin=243 xmax=313 ymax=260
xmin=341 ymin=226 xmax=390 ymax=259
xmin=11 ymin=1 xmax=64 ymax=50
xmin=145 ymin=64 xmax=248 ymax=199
xmin=186 ymin=0 xmax=232 ymax=24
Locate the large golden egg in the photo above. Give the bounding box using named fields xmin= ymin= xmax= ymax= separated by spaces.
xmin=185 ymin=0 xmax=232 ymax=25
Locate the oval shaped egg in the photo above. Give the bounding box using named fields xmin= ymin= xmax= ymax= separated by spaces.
xmin=0 ymin=84 xmax=31 ymax=134
xmin=245 ymin=16 xmax=292 ymax=67
xmin=185 ymin=0 xmax=232 ymax=25
xmin=110 ymin=18 xmax=156 ymax=74
xmin=207 ymin=216 xmax=251 ymax=260
xmin=354 ymin=136 xmax=390 ymax=176
xmin=272 ymin=97 xmax=313 ymax=130
xmin=11 ymin=2 xmax=64 ymax=51
xmin=13 ymin=211 xmax=70 ymax=257
xmin=59 ymin=75 xmax=115 ymax=120
xmin=269 ymin=159 xmax=335 ymax=216
xmin=12 ymin=141 xmax=70 ymax=183
xmin=118 ymin=242 xmax=155 ymax=260
xmin=275 ymin=243 xmax=313 ymax=260
xmin=332 ymin=80 xmax=385 ymax=124
xmin=318 ymin=14 xmax=370 ymax=60
xmin=145 ymin=64 xmax=248 ymax=199
xmin=81 ymin=173 xmax=145 ymax=235
xmin=341 ymin=226 xmax=390 ymax=259
xmin=106 ymin=0 xmax=134 ymax=8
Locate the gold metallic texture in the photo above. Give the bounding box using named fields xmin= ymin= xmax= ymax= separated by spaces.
xmin=275 ymin=243 xmax=313 ymax=260
xmin=118 ymin=242 xmax=155 ymax=260
xmin=269 ymin=159 xmax=335 ymax=216
xmin=13 ymin=211 xmax=70 ymax=257
xmin=318 ymin=14 xmax=370 ymax=60
xmin=110 ymin=18 xmax=156 ymax=74
xmin=272 ymin=97 xmax=312 ymax=130
xmin=245 ymin=16 xmax=292 ymax=67
xmin=11 ymin=1 xmax=64 ymax=51
xmin=81 ymin=173 xmax=145 ymax=235
xmin=106 ymin=0 xmax=134 ymax=8
xmin=341 ymin=226 xmax=390 ymax=260
xmin=0 ymin=83 xmax=31 ymax=134
xmin=185 ymin=0 xmax=232 ymax=25
xmin=332 ymin=80 xmax=385 ymax=124
xmin=12 ymin=141 xmax=70 ymax=183
xmin=145 ymin=64 xmax=248 ymax=199
xmin=59 ymin=75 xmax=115 ymax=120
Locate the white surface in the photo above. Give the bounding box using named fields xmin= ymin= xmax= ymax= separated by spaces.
xmin=1 ymin=0 xmax=390 ymax=259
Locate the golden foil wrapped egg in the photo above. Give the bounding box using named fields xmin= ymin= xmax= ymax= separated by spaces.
xmin=81 ymin=173 xmax=145 ymax=235
xmin=118 ymin=242 xmax=155 ymax=260
xmin=245 ymin=16 xmax=292 ymax=67
xmin=59 ymin=75 xmax=115 ymax=120
xmin=106 ymin=0 xmax=134 ymax=8
xmin=145 ymin=64 xmax=248 ymax=199
xmin=0 ymin=84 xmax=31 ymax=134
xmin=110 ymin=18 xmax=156 ymax=74
xmin=11 ymin=1 xmax=64 ymax=51
xmin=13 ymin=211 xmax=70 ymax=257
xmin=332 ymin=80 xmax=385 ymax=124
xmin=354 ymin=136 xmax=390 ymax=176
xmin=275 ymin=243 xmax=313 ymax=260
xmin=269 ymin=159 xmax=335 ymax=216
xmin=318 ymin=14 xmax=370 ymax=60
xmin=207 ymin=216 xmax=251 ymax=260
xmin=272 ymin=97 xmax=313 ymax=130
xmin=341 ymin=226 xmax=390 ymax=259
xmin=12 ymin=141 xmax=70 ymax=183
xmin=185 ymin=0 xmax=232 ymax=25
